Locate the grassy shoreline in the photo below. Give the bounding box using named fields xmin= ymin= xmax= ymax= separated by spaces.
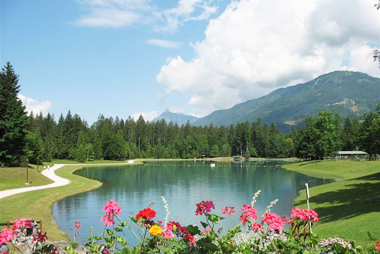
xmin=283 ymin=160 xmax=380 ymax=248
xmin=0 ymin=165 xmax=54 ymax=191
xmin=0 ymin=164 xmax=131 ymax=240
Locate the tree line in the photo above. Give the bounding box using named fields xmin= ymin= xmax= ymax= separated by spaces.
xmin=1 ymin=62 xmax=380 ymax=166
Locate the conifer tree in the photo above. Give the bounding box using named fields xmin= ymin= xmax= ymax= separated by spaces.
xmin=0 ymin=62 xmax=28 ymax=166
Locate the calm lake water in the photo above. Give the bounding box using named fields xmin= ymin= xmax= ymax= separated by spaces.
xmin=52 ymin=161 xmax=329 ymax=245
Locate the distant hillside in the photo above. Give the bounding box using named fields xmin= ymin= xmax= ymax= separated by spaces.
xmin=193 ymin=71 xmax=380 ymax=131
xmin=153 ymin=110 xmax=199 ymax=125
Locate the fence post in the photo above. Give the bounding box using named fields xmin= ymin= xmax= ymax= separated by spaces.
xmin=305 ymin=183 xmax=312 ymax=233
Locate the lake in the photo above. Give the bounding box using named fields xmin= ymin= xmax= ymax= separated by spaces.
xmin=52 ymin=161 xmax=330 ymax=246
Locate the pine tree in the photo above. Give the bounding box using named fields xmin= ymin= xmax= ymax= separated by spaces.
xmin=0 ymin=62 xmax=28 ymax=166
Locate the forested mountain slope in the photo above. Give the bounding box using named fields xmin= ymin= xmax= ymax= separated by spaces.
xmin=192 ymin=71 xmax=380 ymax=131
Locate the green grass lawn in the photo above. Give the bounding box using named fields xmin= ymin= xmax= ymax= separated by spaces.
xmin=0 ymin=166 xmax=54 ymax=191
xmin=0 ymin=165 xmax=104 ymax=241
xmin=283 ymin=160 xmax=380 ymax=248
xmin=51 ymin=159 xmax=130 ymax=164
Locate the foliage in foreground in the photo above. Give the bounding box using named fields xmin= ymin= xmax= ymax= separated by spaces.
xmin=1 ymin=191 xmax=380 ymax=254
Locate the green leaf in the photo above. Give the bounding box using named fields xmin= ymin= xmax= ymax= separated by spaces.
xmin=186 ymin=225 xmax=201 ymax=236
xmin=207 ymin=213 xmax=224 ymax=224
xmin=203 ymin=242 xmax=219 ymax=251
xmin=106 ymin=229 xmax=115 ymax=236
xmin=116 ymin=236 xmax=125 ymax=243
xmin=115 ymin=227 xmax=123 ymax=232
xmin=200 ymin=221 xmax=208 ymax=228
xmin=104 ymin=237 xmax=113 ymax=243
xmin=334 ymin=243 xmax=346 ymax=253
xmin=119 ymin=221 xmax=128 ymax=227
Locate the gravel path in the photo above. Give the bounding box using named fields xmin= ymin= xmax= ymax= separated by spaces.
xmin=0 ymin=160 xmax=136 ymax=199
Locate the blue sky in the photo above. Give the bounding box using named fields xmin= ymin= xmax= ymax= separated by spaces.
xmin=1 ymin=0 xmax=379 ymax=124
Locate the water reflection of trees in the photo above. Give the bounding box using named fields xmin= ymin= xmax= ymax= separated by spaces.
xmin=54 ymin=161 xmax=331 ymax=245
xmin=75 ymin=162 xmax=329 ymax=203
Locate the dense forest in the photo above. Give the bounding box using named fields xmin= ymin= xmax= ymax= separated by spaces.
xmin=22 ymin=107 xmax=380 ymax=165
xmin=1 ymin=62 xmax=380 ymax=166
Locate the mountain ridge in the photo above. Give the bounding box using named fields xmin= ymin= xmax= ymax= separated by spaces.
xmin=152 ymin=110 xmax=199 ymax=125
xmin=154 ymin=71 xmax=380 ymax=131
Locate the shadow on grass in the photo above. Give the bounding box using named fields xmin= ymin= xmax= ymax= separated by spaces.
xmin=296 ymin=160 xmax=322 ymax=167
xmin=295 ymin=172 xmax=380 ymax=223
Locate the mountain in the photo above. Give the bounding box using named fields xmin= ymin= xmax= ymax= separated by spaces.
xmin=193 ymin=71 xmax=380 ymax=131
xmin=153 ymin=110 xmax=199 ymax=125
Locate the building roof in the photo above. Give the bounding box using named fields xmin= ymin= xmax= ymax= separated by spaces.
xmin=337 ymin=151 xmax=368 ymax=155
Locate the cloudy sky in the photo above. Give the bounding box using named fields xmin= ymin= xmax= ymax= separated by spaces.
xmin=2 ymin=0 xmax=379 ymax=123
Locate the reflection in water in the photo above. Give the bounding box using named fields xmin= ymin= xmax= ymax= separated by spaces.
xmin=52 ymin=161 xmax=330 ymax=246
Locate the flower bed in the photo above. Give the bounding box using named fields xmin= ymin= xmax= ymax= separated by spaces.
xmin=1 ymin=191 xmax=379 ymax=254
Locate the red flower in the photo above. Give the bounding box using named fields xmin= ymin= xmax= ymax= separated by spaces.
xmin=32 ymin=231 xmax=48 ymax=243
xmin=136 ymin=207 xmax=157 ymax=220
xmin=75 ymin=221 xmax=82 ymax=229
xmin=195 ymin=201 xmax=215 ymax=216
xmin=167 ymin=221 xmax=197 ymax=246
xmin=375 ymin=240 xmax=380 ymax=250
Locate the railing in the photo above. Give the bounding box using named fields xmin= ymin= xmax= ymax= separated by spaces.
xmin=0 ymin=220 xmax=42 ymax=230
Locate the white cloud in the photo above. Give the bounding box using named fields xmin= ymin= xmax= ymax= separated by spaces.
xmin=18 ymin=94 xmax=52 ymax=116
xmin=74 ymin=0 xmax=217 ymax=31
xmin=131 ymin=111 xmax=158 ymax=121
xmin=146 ymin=39 xmax=182 ymax=48
xmin=157 ymin=0 xmax=380 ymax=116
xmin=345 ymin=44 xmax=380 ymax=75
xmin=75 ymin=8 xmax=140 ymax=27
xmin=156 ymin=0 xmax=218 ymax=32
xmin=74 ymin=0 xmax=151 ymax=27
xmin=167 ymin=107 xmax=186 ymax=113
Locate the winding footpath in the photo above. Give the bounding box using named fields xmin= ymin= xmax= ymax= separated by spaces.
xmin=0 ymin=160 xmax=136 ymax=200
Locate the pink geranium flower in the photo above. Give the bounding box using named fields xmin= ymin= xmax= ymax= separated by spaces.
xmin=201 ymin=227 xmax=211 ymax=235
xmin=161 ymin=227 xmax=175 ymax=239
xmin=222 ymin=206 xmax=236 ymax=216
xmin=75 ymin=221 xmax=82 ymax=229
xmin=240 ymin=204 xmax=257 ymax=225
xmin=100 ymin=199 xmax=122 ymax=227
xmin=291 ymin=207 xmax=319 ymax=222
xmin=13 ymin=218 xmax=33 ymax=230
xmin=262 ymin=212 xmax=287 ymax=231
xmin=167 ymin=221 xmax=197 ymax=246
xmin=0 ymin=227 xmax=15 ymax=244
xmin=195 ymin=201 xmax=215 ymax=216
xmin=251 ymin=222 xmax=262 ymax=232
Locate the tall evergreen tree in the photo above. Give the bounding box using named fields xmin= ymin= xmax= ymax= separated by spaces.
xmin=0 ymin=62 xmax=28 ymax=166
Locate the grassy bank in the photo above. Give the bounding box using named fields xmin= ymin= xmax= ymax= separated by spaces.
xmin=0 ymin=166 xmax=53 ymax=191
xmin=52 ymin=159 xmax=132 ymax=164
xmin=0 ymin=165 xmax=106 ymax=241
xmin=283 ymin=160 xmax=380 ymax=248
